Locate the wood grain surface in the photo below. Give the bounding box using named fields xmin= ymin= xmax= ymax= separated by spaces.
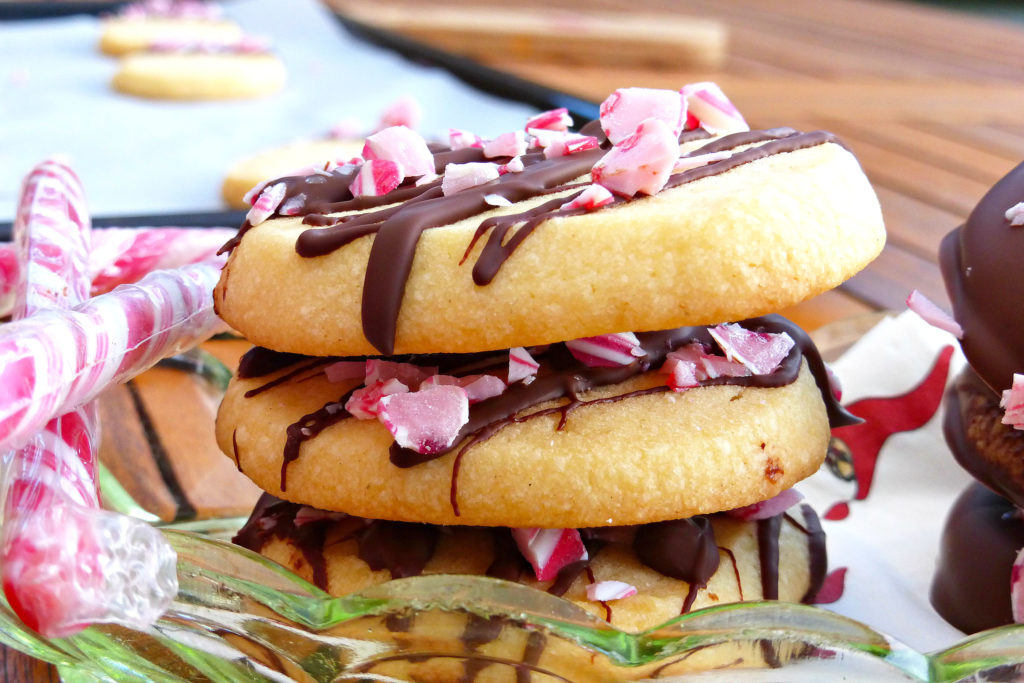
xmin=10 ymin=0 xmax=1024 ymax=677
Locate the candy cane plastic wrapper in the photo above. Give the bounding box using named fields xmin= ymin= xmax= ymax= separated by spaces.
xmin=1 ymin=160 xmax=180 ymax=636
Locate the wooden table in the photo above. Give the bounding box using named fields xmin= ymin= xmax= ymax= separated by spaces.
xmin=6 ymin=0 xmax=1024 ymax=678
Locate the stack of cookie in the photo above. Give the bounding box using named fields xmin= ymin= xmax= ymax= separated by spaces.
xmin=213 ymin=85 xmax=884 ymax=646
xmin=931 ymin=162 xmax=1024 ymax=633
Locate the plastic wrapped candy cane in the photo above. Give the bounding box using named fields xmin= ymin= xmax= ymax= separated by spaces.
xmin=0 ymin=160 xmax=184 ymax=636
xmin=0 ymin=226 xmax=234 ymax=319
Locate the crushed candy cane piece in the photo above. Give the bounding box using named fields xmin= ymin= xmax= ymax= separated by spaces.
xmin=1012 ymin=547 xmax=1024 ymax=622
xmin=483 ymin=131 xmax=527 ymax=159
xmin=350 ymin=159 xmax=404 ymax=198
xmin=246 ymin=182 xmax=286 ymax=225
xmin=377 ymin=95 xmax=422 ymax=131
xmin=294 ymin=506 xmax=349 ymax=527
xmin=906 ymin=289 xmax=963 ymax=338
xmin=586 ymin=580 xmax=638 ymax=602
xmin=542 ymin=133 xmax=600 ymax=159
xmin=664 ymin=342 xmax=750 ymax=381
xmin=279 ymin=194 xmax=306 ymax=216
xmin=525 ymin=107 xmax=573 ymax=132
xmin=672 ymin=150 xmax=733 ymax=174
xmin=365 ymin=359 xmax=437 ymax=387
xmin=499 ymin=157 xmax=524 ymax=174
xmin=421 ymin=374 xmax=506 ymax=403
xmin=1007 ymin=202 xmax=1024 ymax=227
xmin=511 ymin=527 xmax=588 ymax=582
xmin=665 ymin=356 xmax=699 ymax=391
xmin=377 ymin=385 xmax=469 ymax=455
xmin=708 ymin=323 xmax=794 ymax=375
xmin=324 ymin=360 xmax=365 ymax=383
xmin=566 ymin=332 xmax=646 ymax=368
xmin=1000 ymin=374 xmax=1024 ymax=430
xmin=449 ymin=128 xmax=483 ymax=150
xmin=328 ymin=116 xmax=362 ymax=140
xmin=442 ymin=162 xmax=500 ymax=196
xmin=591 ymin=118 xmax=679 ymax=197
xmin=560 ymin=185 xmax=614 ymax=212
xmin=599 ymin=87 xmax=686 ymax=145
xmin=681 ymin=82 xmax=749 ymax=135
xmin=725 ymin=488 xmax=805 ymax=521
xmin=484 ymin=194 xmax=513 ymax=207
xmin=362 ymin=126 xmax=435 ymax=178
xmin=345 ymin=379 xmax=409 ymax=420
xmin=415 ymin=172 xmax=439 ymax=186
xmin=508 ymin=347 xmax=540 ymax=384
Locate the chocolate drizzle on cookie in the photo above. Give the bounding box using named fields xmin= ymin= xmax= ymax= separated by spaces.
xmin=236 ymin=315 xmax=857 ymax=496
xmin=233 ymin=493 xmax=829 ymax=613
xmin=221 ymin=125 xmax=843 ymax=355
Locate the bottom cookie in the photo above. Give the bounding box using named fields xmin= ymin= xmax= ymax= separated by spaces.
xmin=234 ymin=493 xmax=828 ymax=634
xmin=112 ymin=51 xmax=286 ymax=100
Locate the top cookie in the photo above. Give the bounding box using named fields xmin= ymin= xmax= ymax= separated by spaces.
xmin=215 ymin=88 xmax=885 ymax=357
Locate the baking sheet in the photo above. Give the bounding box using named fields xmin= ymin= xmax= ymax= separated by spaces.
xmin=0 ymin=0 xmax=538 ymax=219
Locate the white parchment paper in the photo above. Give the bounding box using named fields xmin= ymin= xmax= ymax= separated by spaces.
xmin=0 ymin=0 xmax=537 ymax=219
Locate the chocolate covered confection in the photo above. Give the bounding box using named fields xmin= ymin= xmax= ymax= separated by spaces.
xmin=932 ymin=160 xmax=1024 ymax=632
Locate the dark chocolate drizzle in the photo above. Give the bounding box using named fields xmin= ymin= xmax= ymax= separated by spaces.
xmin=222 ymin=124 xmax=842 ymax=355
xmin=940 ymin=161 xmax=1024 ymax=395
xmin=249 ymin=315 xmax=856 ymax=495
xmin=234 ymin=494 xmax=828 ymax=613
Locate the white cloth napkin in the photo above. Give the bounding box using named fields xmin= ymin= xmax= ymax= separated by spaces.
xmin=802 ymin=311 xmax=973 ymax=652
xmin=0 ymin=0 xmax=536 ymax=219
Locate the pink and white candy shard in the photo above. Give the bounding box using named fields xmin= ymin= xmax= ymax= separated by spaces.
xmin=293 ymin=506 xmax=350 ymax=527
xmin=365 ymin=359 xmax=437 ymax=387
xmin=376 ymin=385 xmax=470 ymax=455
xmin=1006 ymin=202 xmax=1024 ymax=227
xmin=483 ymin=193 xmax=512 ymax=207
xmin=324 ymin=360 xmax=366 ymax=383
xmin=541 ymin=133 xmax=600 ymax=160
xmin=377 ymin=95 xmax=422 ymax=131
xmin=599 ymin=87 xmax=686 ymax=145
xmin=525 ymin=107 xmax=573 ymax=132
xmin=560 ymin=185 xmax=615 ymax=212
xmin=586 ymin=580 xmax=638 ymax=602
xmin=420 ymin=374 xmax=506 ymax=404
xmin=362 ymin=125 xmax=435 ymax=178
xmin=499 ymin=156 xmax=524 ymax=174
xmin=345 ymin=379 xmax=410 ymax=420
xmin=441 ymin=162 xmax=500 ymax=196
xmin=508 ymin=347 xmax=540 ymax=384
xmin=905 ymin=289 xmax=964 ymax=339
xmin=1012 ymin=547 xmax=1024 ymax=622
xmin=566 ymin=332 xmax=646 ymax=368
xmin=0 ymin=245 xmax=18 ymax=315
xmin=449 ymin=128 xmax=483 ymax=150
xmin=350 ymin=159 xmax=404 ymax=198
xmin=1000 ymin=374 xmax=1024 ymax=430
xmin=662 ymin=342 xmax=750 ymax=384
xmin=681 ymin=82 xmax=749 ymax=135
xmin=725 ymin=488 xmax=805 ymax=521
xmin=708 ymin=323 xmax=794 ymax=375
xmin=591 ymin=118 xmax=679 ymax=198
xmin=511 ymin=527 xmax=588 ymax=582
xmin=246 ymin=181 xmax=286 ymax=226
xmin=483 ymin=130 xmax=527 ymax=159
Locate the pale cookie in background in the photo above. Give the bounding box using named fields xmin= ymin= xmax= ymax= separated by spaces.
xmin=215 ymin=138 xmax=885 ymax=357
xmin=112 ymin=50 xmax=286 ymax=100
xmin=99 ymin=17 xmax=244 ymax=56
xmin=217 ymin=359 xmax=830 ymax=528
xmin=222 ymin=139 xmax=365 ymax=209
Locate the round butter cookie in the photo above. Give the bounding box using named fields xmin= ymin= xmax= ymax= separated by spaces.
xmin=216 ymin=319 xmax=850 ymax=528
xmin=112 ymin=50 xmax=285 ymax=100
xmin=99 ymin=17 xmax=243 ymax=56
xmin=221 ymin=139 xmax=365 ymax=209
xmin=234 ymin=494 xmax=827 ymax=635
xmin=214 ymin=128 xmax=884 ymax=357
